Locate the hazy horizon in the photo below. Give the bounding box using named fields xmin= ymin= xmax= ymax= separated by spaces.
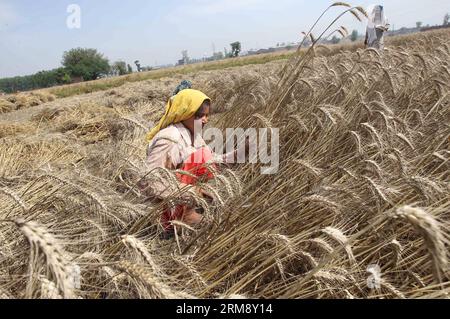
xmin=1 ymin=0 xmax=448 ymax=78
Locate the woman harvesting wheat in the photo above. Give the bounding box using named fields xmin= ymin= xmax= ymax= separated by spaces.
xmin=141 ymin=86 xmax=236 ymax=239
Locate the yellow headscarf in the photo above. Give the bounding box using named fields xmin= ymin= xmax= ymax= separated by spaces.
xmin=146 ymin=89 xmax=210 ymax=142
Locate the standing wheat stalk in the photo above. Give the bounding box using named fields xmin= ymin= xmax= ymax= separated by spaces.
xmin=392 ymin=206 xmax=448 ymax=284
xmin=15 ymin=219 xmax=78 ymax=299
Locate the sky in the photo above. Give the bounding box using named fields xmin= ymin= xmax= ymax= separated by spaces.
xmin=0 ymin=0 xmax=449 ymax=78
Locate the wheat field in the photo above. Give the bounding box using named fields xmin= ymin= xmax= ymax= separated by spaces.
xmin=0 ymin=22 xmax=449 ymax=299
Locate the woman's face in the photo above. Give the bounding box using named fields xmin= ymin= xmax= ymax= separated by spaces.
xmin=195 ymin=103 xmax=210 ymax=127
xmin=182 ymin=101 xmax=211 ymax=135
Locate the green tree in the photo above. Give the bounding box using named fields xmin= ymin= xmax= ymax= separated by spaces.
xmin=350 ymin=30 xmax=359 ymax=42
xmin=62 ymin=73 xmax=72 ymax=84
xmin=416 ymin=21 xmax=422 ymax=29
xmin=62 ymin=48 xmax=110 ymax=81
xmin=230 ymin=42 xmax=241 ymax=57
xmin=55 ymin=67 xmax=72 ymax=84
xmin=112 ymin=61 xmax=127 ymax=76
xmin=0 ymin=67 xmax=72 ymax=93
xmin=444 ymin=13 xmax=449 ymax=26
xmin=127 ymin=64 xmax=133 ymax=74
xmin=134 ymin=60 xmax=142 ymax=72
xmin=331 ymin=36 xmax=340 ymax=44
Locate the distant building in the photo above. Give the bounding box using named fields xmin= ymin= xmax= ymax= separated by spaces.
xmin=177 ymin=50 xmax=190 ymax=66
xmin=386 ymin=27 xmax=420 ymax=37
xmin=420 ymin=24 xmax=450 ymax=32
xmin=247 ymin=43 xmax=299 ymax=56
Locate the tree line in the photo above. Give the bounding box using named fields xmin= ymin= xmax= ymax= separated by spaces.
xmin=0 ymin=48 xmax=134 ymax=94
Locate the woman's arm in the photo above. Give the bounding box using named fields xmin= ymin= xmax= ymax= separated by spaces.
xmin=213 ymin=139 xmax=250 ymax=165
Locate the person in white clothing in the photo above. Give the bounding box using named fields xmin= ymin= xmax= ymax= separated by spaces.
xmin=365 ymin=5 xmax=390 ymax=50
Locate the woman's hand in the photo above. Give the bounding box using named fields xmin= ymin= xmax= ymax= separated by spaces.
xmin=197 ymin=187 xmax=214 ymax=201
